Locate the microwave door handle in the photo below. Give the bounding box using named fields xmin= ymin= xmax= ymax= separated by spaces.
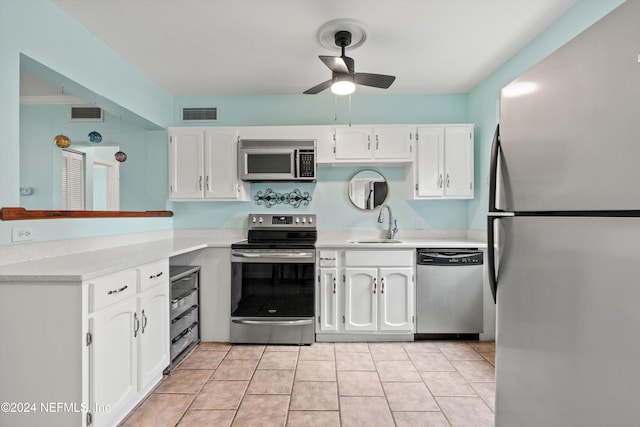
xmin=293 ymin=149 xmax=299 ymax=178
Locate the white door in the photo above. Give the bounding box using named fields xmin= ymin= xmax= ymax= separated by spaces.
xmin=416 ymin=126 xmax=444 ymax=197
xmin=334 ymin=127 xmax=372 ymax=160
xmin=169 ymin=128 xmax=204 ymax=199
xmin=373 ymin=127 xmax=412 ymax=160
xmin=137 ymin=284 xmax=169 ymax=392
xmin=378 ymin=268 xmax=413 ymax=332
xmin=204 ymin=129 xmax=241 ymax=199
xmin=92 ymin=158 xmax=120 ymax=210
xmin=89 ymin=298 xmax=137 ymax=427
xmin=443 ymin=126 xmax=473 ymax=198
xmin=344 ymin=268 xmax=377 ymax=331
xmin=319 ymin=268 xmax=339 ymax=332
xmin=61 ymin=149 xmax=85 ymax=209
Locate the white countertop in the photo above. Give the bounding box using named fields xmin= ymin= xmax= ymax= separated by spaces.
xmin=316 ymin=237 xmax=486 ymax=249
xmin=0 ymin=234 xmax=486 ymax=282
xmin=0 ymin=237 xmax=228 ymax=282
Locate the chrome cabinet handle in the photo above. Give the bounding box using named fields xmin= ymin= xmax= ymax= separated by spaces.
xmin=141 ymin=309 xmax=147 ymax=334
xmin=446 ymin=173 xmax=451 ymax=188
xmin=134 ymin=313 xmax=140 ymax=338
xmin=333 ymin=277 xmax=336 ymax=294
xmin=376 ymin=134 xmax=379 ymax=149
xmin=149 ymin=271 xmax=163 ymax=279
xmin=439 ymin=174 xmax=443 ymax=188
xmin=373 ymin=278 xmax=377 ymax=294
xmin=199 ymin=176 xmax=202 ymax=190
xmin=107 ymin=285 xmax=128 ymax=295
xmin=205 ymin=175 xmax=210 ymax=190
xmin=381 ymin=277 xmax=385 ymax=294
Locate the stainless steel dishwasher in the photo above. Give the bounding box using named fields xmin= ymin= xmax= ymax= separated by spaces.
xmin=416 ymin=249 xmax=484 ymax=336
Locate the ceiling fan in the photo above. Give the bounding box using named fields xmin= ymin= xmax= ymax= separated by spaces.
xmin=303 ymin=30 xmax=396 ymax=95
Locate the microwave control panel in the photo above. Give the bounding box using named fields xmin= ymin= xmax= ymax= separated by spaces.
xmin=298 ymin=149 xmax=316 ymax=178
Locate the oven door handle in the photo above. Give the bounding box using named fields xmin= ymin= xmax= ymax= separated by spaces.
xmin=231 ymin=251 xmax=315 ymax=259
xmin=232 ymin=319 xmax=314 ymax=326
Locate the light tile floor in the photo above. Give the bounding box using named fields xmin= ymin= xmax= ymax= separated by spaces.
xmin=121 ymin=340 xmax=495 ymax=427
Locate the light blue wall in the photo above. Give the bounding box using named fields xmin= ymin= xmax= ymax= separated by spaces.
xmin=170 ymin=94 xmax=470 ymax=231
xmin=0 ymin=0 xmax=625 ymax=245
xmin=0 ymin=0 xmax=174 ymax=245
xmin=20 ymin=104 xmax=168 ymax=211
xmin=466 ymin=0 xmax=625 ymax=231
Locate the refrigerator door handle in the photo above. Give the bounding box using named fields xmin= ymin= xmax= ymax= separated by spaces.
xmin=487 ymin=216 xmax=498 ymax=303
xmin=488 ymin=124 xmax=501 ymax=213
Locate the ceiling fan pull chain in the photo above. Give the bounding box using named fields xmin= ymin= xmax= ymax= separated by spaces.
xmin=348 ymin=94 xmax=352 ymax=127
xmin=334 ymin=94 xmax=338 ymax=122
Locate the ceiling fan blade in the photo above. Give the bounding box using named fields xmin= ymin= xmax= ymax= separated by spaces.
xmin=319 ymin=56 xmax=349 ymax=73
xmin=303 ymin=79 xmax=332 ymax=95
xmin=354 ymin=73 xmax=396 ymax=89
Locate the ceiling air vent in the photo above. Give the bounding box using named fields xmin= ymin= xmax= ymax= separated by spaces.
xmin=70 ymin=106 xmax=103 ymax=122
xmin=182 ymin=107 xmax=217 ymax=122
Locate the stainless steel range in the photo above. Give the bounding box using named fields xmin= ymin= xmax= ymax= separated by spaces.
xmin=230 ymin=213 xmax=316 ymax=345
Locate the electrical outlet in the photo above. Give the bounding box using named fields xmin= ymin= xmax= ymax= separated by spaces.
xmin=415 ymin=217 xmax=425 ymax=230
xmin=12 ymin=228 xmax=34 ymax=242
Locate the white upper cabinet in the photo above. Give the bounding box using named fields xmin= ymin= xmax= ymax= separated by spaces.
xmin=410 ymin=124 xmax=474 ymax=199
xmin=169 ymin=127 xmax=203 ymax=200
xmin=331 ymin=126 xmax=413 ymax=163
xmin=169 ymin=127 xmax=249 ymax=201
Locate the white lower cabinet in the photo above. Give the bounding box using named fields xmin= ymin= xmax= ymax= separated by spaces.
xmin=318 ymin=268 xmax=339 ymax=332
xmin=137 ymin=283 xmax=170 ymax=392
xmin=88 ymin=260 xmax=169 ymax=427
xmin=317 ymin=250 xmax=414 ymax=340
xmin=0 ymin=259 xmax=169 ymax=427
xmin=89 ymin=298 xmax=138 ymax=427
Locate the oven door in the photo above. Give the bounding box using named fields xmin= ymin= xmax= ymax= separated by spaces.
xmin=230 ymin=249 xmax=315 ymax=344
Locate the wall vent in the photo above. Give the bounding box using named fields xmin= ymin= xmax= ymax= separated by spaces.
xmin=182 ymin=107 xmax=217 ymax=122
xmin=70 ymin=106 xmax=103 ymax=122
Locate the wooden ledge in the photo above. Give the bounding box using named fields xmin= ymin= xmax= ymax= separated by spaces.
xmin=0 ymin=207 xmax=173 ymax=221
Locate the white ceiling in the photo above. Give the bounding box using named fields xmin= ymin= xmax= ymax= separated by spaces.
xmin=48 ymin=0 xmax=576 ymax=96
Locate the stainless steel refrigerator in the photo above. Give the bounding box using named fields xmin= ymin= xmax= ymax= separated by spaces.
xmin=488 ymin=1 xmax=640 ymax=425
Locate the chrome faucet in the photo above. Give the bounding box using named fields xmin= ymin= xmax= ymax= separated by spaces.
xmin=378 ymin=204 xmax=398 ymax=240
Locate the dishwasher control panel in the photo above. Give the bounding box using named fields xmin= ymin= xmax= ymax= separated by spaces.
xmin=417 ymin=249 xmax=483 ymax=266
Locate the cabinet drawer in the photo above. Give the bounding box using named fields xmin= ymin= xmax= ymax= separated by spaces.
xmin=171 ymin=289 xmax=198 ymax=319
xmin=89 ymin=269 xmax=137 ymax=312
xmin=345 ymin=250 xmax=414 ymax=267
xmin=171 ymin=306 xmax=199 ymax=340
xmin=171 ymin=323 xmax=199 ymax=359
xmin=138 ymin=259 xmax=169 ymax=292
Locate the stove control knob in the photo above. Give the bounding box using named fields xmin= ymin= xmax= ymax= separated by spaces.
xmin=302 ymin=217 xmax=306 ymax=223
xmin=295 ymin=217 xmax=300 ymax=224
xmin=258 ymin=217 xmax=263 ymax=223
xmin=308 ymin=217 xmax=314 ymax=224
xmin=251 ymin=217 xmax=257 ymax=223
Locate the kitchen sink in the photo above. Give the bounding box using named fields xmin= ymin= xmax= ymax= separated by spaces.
xmin=348 ymin=239 xmax=402 ymax=244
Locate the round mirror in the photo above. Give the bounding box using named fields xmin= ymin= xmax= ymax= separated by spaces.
xmin=348 ymin=169 xmax=389 ymax=210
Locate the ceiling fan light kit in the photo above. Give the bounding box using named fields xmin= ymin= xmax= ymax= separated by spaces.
xmin=331 ymin=74 xmax=355 ymax=95
xmin=304 ymin=21 xmax=395 ymax=96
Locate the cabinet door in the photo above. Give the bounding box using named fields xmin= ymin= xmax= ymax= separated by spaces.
xmin=169 ymin=128 xmax=204 ymax=199
xmin=334 ymin=127 xmax=372 ymax=160
xmin=319 ymin=268 xmax=339 ymax=332
xmin=204 ymin=129 xmax=246 ymax=200
xmin=90 ymin=298 xmax=137 ymax=427
xmin=416 ymin=126 xmax=444 ymax=197
xmin=444 ymin=126 xmax=474 ymax=198
xmin=344 ymin=268 xmax=377 ymax=331
xmin=378 ymin=268 xmax=414 ymax=332
xmin=138 ymin=283 xmax=169 ymax=392
xmin=373 ymin=127 xmax=412 ymax=160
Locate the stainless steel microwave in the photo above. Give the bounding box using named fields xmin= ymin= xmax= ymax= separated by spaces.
xmin=238 ymin=139 xmax=316 ymax=182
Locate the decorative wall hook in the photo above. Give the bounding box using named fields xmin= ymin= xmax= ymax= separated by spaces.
xmin=254 ymin=189 xmax=312 ymax=208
